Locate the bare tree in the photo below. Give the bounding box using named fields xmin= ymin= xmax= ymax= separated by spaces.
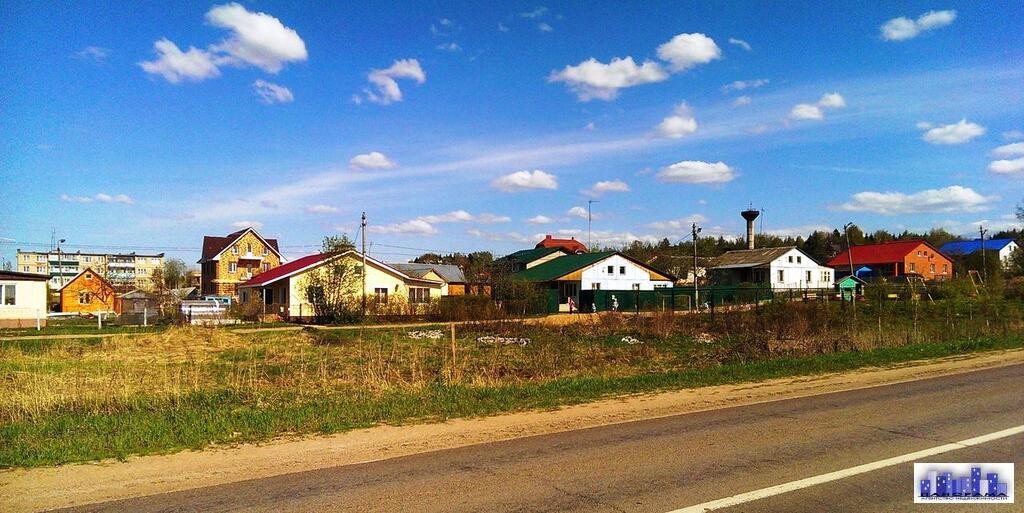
xmin=302 ymin=236 xmax=361 ymax=323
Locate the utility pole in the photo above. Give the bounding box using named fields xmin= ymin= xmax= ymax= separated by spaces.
xmin=979 ymin=225 xmax=988 ymax=282
xmin=587 ymin=199 xmax=599 ymax=251
xmin=57 ymin=238 xmax=66 ymax=288
xmin=361 ymin=212 xmax=367 ymax=317
xmin=692 ymin=222 xmax=701 ymax=311
xmin=843 ymin=223 xmax=855 ymax=279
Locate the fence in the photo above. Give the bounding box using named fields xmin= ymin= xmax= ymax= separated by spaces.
xmin=574 ymin=286 xmax=775 ymax=313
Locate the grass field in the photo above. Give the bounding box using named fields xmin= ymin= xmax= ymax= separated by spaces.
xmin=1 ymin=299 xmax=1021 ymax=468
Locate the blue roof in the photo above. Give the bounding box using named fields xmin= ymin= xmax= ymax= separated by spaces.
xmin=939 ymin=239 xmax=1017 ymax=256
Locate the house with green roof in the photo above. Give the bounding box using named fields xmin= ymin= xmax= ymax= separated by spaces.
xmin=495 ymin=247 xmax=568 ymax=272
xmin=514 ymin=251 xmax=675 ymax=312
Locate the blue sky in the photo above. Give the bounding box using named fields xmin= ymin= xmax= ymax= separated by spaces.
xmin=2 ymin=1 xmax=1023 ymax=264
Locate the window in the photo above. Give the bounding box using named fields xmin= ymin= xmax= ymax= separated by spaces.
xmin=930 ymin=263 xmax=935 ymax=273
xmin=36 ymin=255 xmax=45 ymax=262
xmin=408 ymin=287 xmax=430 ymax=303
xmin=85 ymin=272 xmax=92 ymax=280
xmin=632 ymin=283 xmax=641 ymax=290
xmin=280 ymin=288 xmax=287 ymax=304
xmin=21 ymin=266 xmax=29 ymax=272
xmin=84 ymin=256 xmax=92 ymax=263
xmin=788 ymin=256 xmax=793 ymax=263
xmin=78 ymin=291 xmax=92 ymax=304
xmin=909 ymin=262 xmax=916 ymax=272
xmin=229 ymin=262 xmax=237 ymax=273
xmin=619 ymin=266 xmax=626 ymax=275
xmin=264 ymin=289 xmax=273 ymax=305
xmin=241 ymin=291 xmax=249 ymax=303
xmin=262 ymin=247 xmax=269 ymax=256
xmin=247 ymin=243 xmax=252 ymax=254
xmin=374 ymin=287 xmax=388 ymax=302
xmin=2 ymin=284 xmax=15 ymax=305
xmin=916 ymin=251 xmax=922 ymax=256
xmin=797 ymin=256 xmax=802 ymax=264
xmin=232 ymin=245 xmax=239 ymax=255
xmin=806 ymin=270 xmax=812 ymax=282
xmin=262 ymin=263 xmax=270 ymax=272
xmin=607 ymin=265 xmax=614 ymax=274
xmin=777 ymin=270 xmax=784 ymax=283
xmin=591 ymin=283 xmax=601 ymax=290
xmin=943 ymin=264 xmax=948 ymax=273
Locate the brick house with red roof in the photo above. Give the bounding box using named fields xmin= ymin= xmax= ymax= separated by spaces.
xmin=826 ymin=240 xmax=952 ymax=281
xmin=198 ymin=227 xmax=283 ymax=298
xmin=536 ymin=234 xmax=588 ymax=254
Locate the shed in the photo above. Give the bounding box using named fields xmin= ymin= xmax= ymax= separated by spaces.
xmin=119 ymin=289 xmax=161 ymax=325
xmin=836 ymin=275 xmax=866 ymax=301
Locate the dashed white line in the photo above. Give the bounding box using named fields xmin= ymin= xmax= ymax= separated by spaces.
xmin=667 ymin=424 xmax=1024 ymax=513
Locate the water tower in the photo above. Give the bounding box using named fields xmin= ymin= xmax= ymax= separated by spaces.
xmin=741 ymin=208 xmax=760 ymax=250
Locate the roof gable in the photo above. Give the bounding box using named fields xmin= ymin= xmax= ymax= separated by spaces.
xmin=711 ymin=247 xmax=810 ymax=268
xmin=59 ymin=267 xmax=115 ymax=292
xmin=200 ymin=228 xmax=281 ymax=262
xmin=497 ymin=247 xmax=565 ymax=265
xmin=238 ymin=251 xmax=444 ymax=288
xmin=515 ymin=251 xmax=675 ymax=282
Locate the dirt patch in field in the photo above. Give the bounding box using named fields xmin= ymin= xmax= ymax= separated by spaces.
xmin=2 ymin=348 xmax=1022 ymax=513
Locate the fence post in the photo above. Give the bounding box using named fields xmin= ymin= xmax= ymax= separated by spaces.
xmin=710 ymin=289 xmax=715 ymax=322
xmin=36 ymin=309 xmax=41 ymax=330
xmin=143 ymin=307 xmax=148 ymax=327
xmin=98 ymin=312 xmax=103 ymax=330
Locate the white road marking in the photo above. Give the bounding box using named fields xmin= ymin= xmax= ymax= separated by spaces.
xmin=668 ymin=424 xmax=1024 ymax=513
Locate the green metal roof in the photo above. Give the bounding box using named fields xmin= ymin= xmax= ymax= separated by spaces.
xmin=514 ymin=251 xmax=617 ymax=282
xmin=496 ymin=246 xmax=563 ymax=265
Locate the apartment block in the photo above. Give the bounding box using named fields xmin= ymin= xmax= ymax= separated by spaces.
xmin=16 ymin=250 xmax=165 ymax=291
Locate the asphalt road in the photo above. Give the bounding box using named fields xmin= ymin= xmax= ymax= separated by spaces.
xmin=58 ymin=364 xmax=1024 ymax=513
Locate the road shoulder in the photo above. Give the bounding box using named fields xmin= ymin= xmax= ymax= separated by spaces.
xmin=3 ymin=348 xmax=1023 ymax=513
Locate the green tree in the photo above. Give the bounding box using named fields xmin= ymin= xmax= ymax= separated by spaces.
xmin=322 ymin=235 xmax=355 ymax=253
xmin=303 ymin=236 xmax=362 ymax=323
xmin=162 ymin=258 xmax=187 ymax=289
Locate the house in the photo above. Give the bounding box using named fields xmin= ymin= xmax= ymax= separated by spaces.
xmin=237 ymin=250 xmax=444 ymax=320
xmin=198 ymin=227 xmax=284 ymax=298
xmin=827 ymin=240 xmax=952 ymax=281
xmin=940 ymin=239 xmax=1019 ymax=269
xmin=59 ymin=268 xmax=120 ymax=314
xmin=495 ymin=247 xmax=569 ymax=272
xmin=17 ymin=249 xmax=164 ymax=291
xmin=0 ymin=270 xmax=49 ymax=328
xmin=710 ymin=247 xmax=834 ymax=290
xmin=515 ymin=251 xmax=675 ymax=311
xmin=388 ymin=263 xmax=467 ymax=295
xmin=536 ymin=234 xmax=588 ymax=253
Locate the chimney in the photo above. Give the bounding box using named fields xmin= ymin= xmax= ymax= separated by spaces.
xmin=741 ymin=208 xmax=760 ymax=250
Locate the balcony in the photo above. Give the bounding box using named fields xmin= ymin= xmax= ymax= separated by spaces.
xmin=236 ymin=253 xmax=264 ymax=261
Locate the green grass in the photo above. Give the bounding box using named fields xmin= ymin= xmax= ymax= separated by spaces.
xmin=2 ymin=334 xmax=1020 ymax=469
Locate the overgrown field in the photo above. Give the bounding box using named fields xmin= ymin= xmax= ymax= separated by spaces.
xmin=2 ymin=299 xmax=1021 ymax=468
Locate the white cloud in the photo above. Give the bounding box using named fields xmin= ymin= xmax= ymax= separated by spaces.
xmin=526 ymin=215 xmax=556 ymax=224
xmin=656 ymin=161 xmax=736 ymax=184
xmin=232 ymin=220 xmax=264 ymax=229
xmin=789 ymin=103 xmax=824 ymax=120
xmin=140 ymin=3 xmax=306 ymax=83
xmin=1003 ymin=130 xmax=1024 ymax=141
xmin=520 ymin=7 xmax=548 ymax=18
xmin=646 ymin=214 xmax=708 ymax=231
xmin=371 ymin=219 xmax=437 ymax=235
xmin=732 ymin=95 xmax=752 ymax=106
xmin=498 ymin=22 xmax=510 ymax=33
xmin=76 ymin=46 xmax=110 ymax=62
xmin=491 ymin=170 xmax=558 ymax=192
xmin=989 ymin=158 xmax=1024 ymax=174
xmin=349 ymin=151 xmax=398 ymax=170
xmin=476 ymin=213 xmax=512 ymax=224
xmin=252 ymin=79 xmax=293 ymax=103
xmin=416 ymin=210 xmax=511 ymax=224
xmin=992 ymin=142 xmax=1024 ymax=157
xmin=789 ymin=92 xmax=846 ymax=120
xmin=583 ymin=179 xmax=630 ymax=197
xmin=656 ymin=102 xmax=698 ymax=139
xmin=728 ymin=37 xmax=751 ymax=51
xmin=61 ymin=193 xmax=133 ymax=204
xmin=538 ymin=22 xmax=554 ymax=32
xmin=306 ymin=204 xmax=340 ymax=214
xmin=584 ymin=121 xmax=596 ymax=131
xmin=567 ymin=206 xmax=592 ymax=219
xmin=205 ymin=2 xmax=308 ymax=73
xmin=722 ymin=78 xmax=768 ymax=93
xmin=817 ymin=92 xmax=846 ymax=108
xmin=881 ymin=10 xmax=957 ymax=41
xmin=467 ymin=229 xmax=534 ymax=244
xmin=766 ymin=224 xmax=833 ymax=238
xmin=359 ymin=59 xmax=426 ymax=105
xmin=139 ymin=39 xmax=221 ymax=83
xmin=656 ymin=33 xmax=721 ymax=72
xmin=920 ymin=119 xmax=986 ymax=144
xmin=916 ymin=121 xmax=933 ymax=130
xmin=436 ymin=42 xmax=461 ymax=52
xmin=837 ymin=185 xmax=994 ymax=214
xmin=548 ymin=56 xmax=668 ymax=101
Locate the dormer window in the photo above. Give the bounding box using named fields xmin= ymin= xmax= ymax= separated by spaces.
xmin=232 ymin=245 xmax=239 ymax=255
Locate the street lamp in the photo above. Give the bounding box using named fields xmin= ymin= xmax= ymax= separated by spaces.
xmin=57 ymin=238 xmax=66 ymax=288
xmin=843 ymin=223 xmax=855 ymax=279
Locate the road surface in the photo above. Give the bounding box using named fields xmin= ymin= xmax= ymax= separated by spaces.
xmin=57 ymin=363 xmax=1023 ymax=513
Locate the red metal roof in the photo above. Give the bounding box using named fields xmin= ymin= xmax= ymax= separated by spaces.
xmin=237 ymin=253 xmax=330 ymax=288
xmin=535 ymin=234 xmax=588 ymax=253
xmin=826 ymin=240 xmax=937 ymax=267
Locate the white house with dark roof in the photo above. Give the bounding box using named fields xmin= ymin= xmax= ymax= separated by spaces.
xmin=710 ymin=247 xmax=834 ymax=290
